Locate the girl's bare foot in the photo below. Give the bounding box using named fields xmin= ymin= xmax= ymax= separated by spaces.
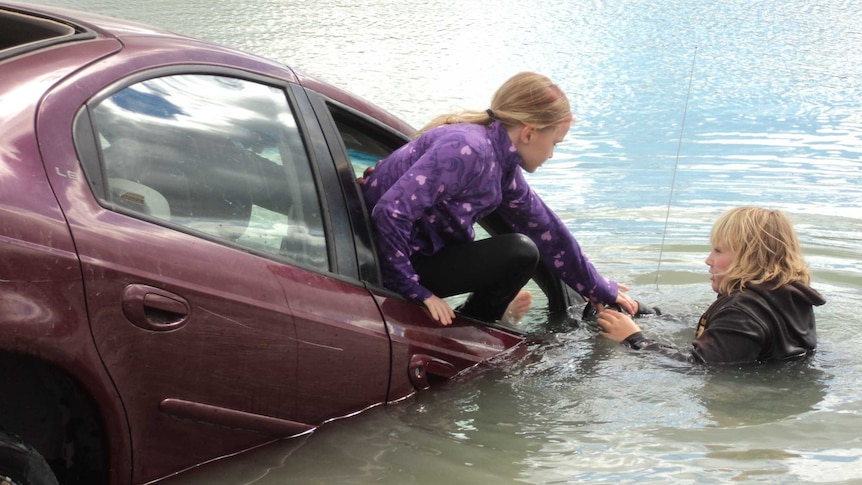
xmin=500 ymin=290 xmax=532 ymax=325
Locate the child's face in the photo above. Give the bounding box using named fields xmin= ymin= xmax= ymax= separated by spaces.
xmin=516 ymin=119 xmax=572 ymax=173
xmin=705 ymin=242 xmax=734 ymax=294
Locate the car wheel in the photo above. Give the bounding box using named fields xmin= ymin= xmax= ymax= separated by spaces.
xmin=0 ymin=429 xmax=59 ymax=485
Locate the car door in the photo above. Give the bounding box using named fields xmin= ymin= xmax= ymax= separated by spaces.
xmin=269 ymin=85 xmax=394 ymax=425
xmin=39 ymin=70 xmax=381 ymax=482
xmin=298 ymin=89 xmax=528 ymax=398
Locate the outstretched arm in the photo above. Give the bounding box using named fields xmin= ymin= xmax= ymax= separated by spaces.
xmin=496 ymin=172 xmax=634 ymax=313
xmin=596 ymin=308 xmax=691 ymax=361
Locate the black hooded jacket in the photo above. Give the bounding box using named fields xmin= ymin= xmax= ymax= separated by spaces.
xmin=624 ymin=281 xmax=826 ymax=365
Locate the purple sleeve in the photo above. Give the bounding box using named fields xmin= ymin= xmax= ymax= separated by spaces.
xmin=370 ymin=136 xmax=483 ymax=302
xmin=495 ymin=170 xmax=619 ymax=305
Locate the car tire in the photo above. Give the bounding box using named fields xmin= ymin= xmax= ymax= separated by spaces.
xmin=0 ymin=429 xmax=59 ymax=485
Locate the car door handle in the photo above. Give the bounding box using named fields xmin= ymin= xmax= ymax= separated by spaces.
xmin=122 ymin=284 xmax=190 ymax=331
xmin=408 ymin=354 xmax=457 ymax=390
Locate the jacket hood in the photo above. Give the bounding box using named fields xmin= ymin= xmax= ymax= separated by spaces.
xmin=749 ymin=280 xmax=826 ymax=308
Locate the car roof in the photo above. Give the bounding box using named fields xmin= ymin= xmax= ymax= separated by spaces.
xmin=1 ymin=2 xmax=178 ymax=58
xmin=1 ymin=2 xmax=414 ymax=135
xmin=1 ymin=2 xmax=414 ymax=136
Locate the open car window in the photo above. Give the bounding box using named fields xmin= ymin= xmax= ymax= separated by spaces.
xmin=326 ymin=103 xmax=405 ymax=178
xmin=87 ymin=74 xmax=328 ymax=271
xmin=323 ymin=104 xmax=563 ymax=323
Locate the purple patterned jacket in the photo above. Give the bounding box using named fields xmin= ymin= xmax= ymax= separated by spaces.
xmin=361 ymin=120 xmax=619 ymax=306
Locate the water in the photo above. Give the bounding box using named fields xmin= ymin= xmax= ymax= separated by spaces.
xmin=31 ymin=0 xmax=862 ymax=482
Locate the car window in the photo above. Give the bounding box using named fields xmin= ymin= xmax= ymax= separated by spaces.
xmin=325 ymin=105 xmax=548 ymax=317
xmin=327 ymin=104 xmax=405 ymax=178
xmin=90 ymin=74 xmax=328 ymax=271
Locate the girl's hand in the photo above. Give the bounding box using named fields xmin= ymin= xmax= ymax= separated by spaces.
xmin=357 ymin=165 xmax=376 ymax=184
xmin=596 ymin=307 xmax=642 ymax=342
xmin=615 ymin=283 xmax=638 ymax=315
xmin=424 ymin=295 xmax=456 ymax=326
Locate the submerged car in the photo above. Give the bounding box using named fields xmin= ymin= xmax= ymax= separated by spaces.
xmin=0 ymin=3 xmax=581 ymax=484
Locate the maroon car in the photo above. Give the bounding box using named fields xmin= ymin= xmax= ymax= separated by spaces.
xmin=0 ymin=3 xmax=580 ymax=484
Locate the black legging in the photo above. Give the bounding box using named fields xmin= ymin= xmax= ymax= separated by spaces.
xmin=412 ymin=233 xmax=540 ymax=322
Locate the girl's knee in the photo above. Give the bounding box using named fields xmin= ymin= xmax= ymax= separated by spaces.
xmin=508 ymin=233 xmax=539 ymax=265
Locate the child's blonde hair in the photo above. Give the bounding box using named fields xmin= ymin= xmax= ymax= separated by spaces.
xmin=415 ymin=72 xmax=573 ymax=136
xmin=710 ymin=206 xmax=811 ymax=294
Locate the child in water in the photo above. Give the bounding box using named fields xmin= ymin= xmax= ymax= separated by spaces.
xmin=597 ymin=206 xmax=826 ymax=365
xmin=361 ymin=72 xmax=637 ymax=326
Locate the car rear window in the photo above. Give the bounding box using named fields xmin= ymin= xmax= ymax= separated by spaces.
xmin=0 ymin=8 xmax=86 ymax=60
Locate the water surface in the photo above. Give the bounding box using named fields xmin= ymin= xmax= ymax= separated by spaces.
xmin=30 ymin=0 xmax=862 ymax=482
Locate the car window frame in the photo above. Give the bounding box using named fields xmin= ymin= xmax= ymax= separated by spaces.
xmin=71 ymin=66 xmax=359 ymax=278
xmin=301 ymin=88 xmax=413 ymax=288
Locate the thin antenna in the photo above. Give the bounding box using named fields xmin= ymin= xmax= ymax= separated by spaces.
xmin=655 ymin=46 xmax=697 ymax=286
